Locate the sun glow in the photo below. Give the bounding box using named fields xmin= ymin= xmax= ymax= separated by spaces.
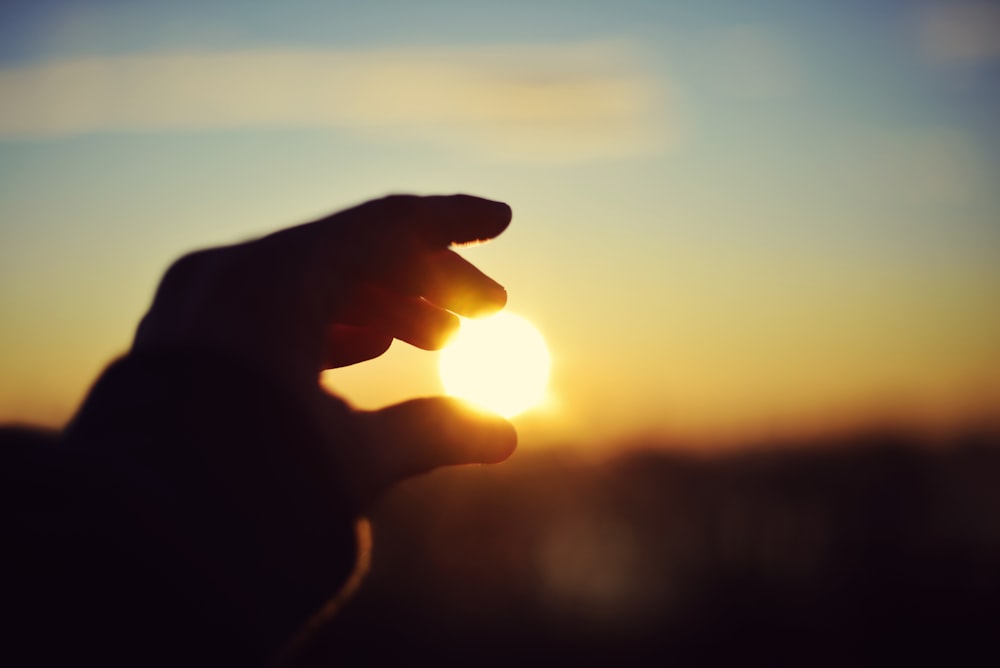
xmin=439 ymin=311 xmax=551 ymax=418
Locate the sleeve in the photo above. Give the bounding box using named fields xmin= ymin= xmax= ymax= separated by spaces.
xmin=2 ymin=349 xmax=364 ymax=666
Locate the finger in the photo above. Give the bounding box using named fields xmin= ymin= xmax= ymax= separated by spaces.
xmin=350 ymin=194 xmax=512 ymax=248
xmin=340 ymin=286 xmax=460 ymax=350
xmin=248 ymin=194 xmax=511 ymax=367
xmin=382 ymin=249 xmax=507 ymax=317
xmin=341 ymin=197 xmax=510 ymax=312
xmin=354 ymin=397 xmax=517 ymax=492
xmin=259 ymin=195 xmax=511 ymax=277
xmin=414 ymin=194 xmax=513 ymax=247
xmin=323 ymin=325 xmax=393 ymax=368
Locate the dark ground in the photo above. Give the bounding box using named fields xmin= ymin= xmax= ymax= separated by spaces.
xmin=302 ymin=430 xmax=1000 ymax=667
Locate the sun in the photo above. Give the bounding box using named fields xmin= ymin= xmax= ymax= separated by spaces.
xmin=439 ymin=311 xmax=551 ymax=418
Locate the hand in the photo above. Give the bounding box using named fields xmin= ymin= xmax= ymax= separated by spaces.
xmin=133 ymin=194 xmax=517 ymax=510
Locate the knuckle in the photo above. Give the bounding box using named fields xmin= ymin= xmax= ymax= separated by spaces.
xmin=161 ymin=249 xmax=214 ymax=289
xmin=157 ymin=246 xmax=242 ymax=302
xmin=369 ymin=194 xmax=423 ymax=223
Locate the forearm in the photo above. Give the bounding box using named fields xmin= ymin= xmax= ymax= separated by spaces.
xmin=7 ymin=349 xmax=363 ymax=665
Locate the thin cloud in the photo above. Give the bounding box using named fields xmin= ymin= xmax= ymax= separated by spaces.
xmin=0 ymin=42 xmax=675 ymax=162
xmin=702 ymin=25 xmax=801 ymax=98
xmin=823 ymin=126 xmax=986 ymax=209
xmin=860 ymin=127 xmax=985 ymax=206
xmin=917 ymin=2 xmax=1000 ymax=65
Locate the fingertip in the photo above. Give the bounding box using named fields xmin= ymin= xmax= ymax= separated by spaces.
xmin=323 ymin=325 xmax=394 ymax=368
xmin=454 ymin=196 xmax=512 ymax=247
xmin=486 ymin=284 xmax=508 ymax=313
xmin=486 ymin=420 xmax=518 ymax=463
xmin=421 ymin=250 xmax=508 ymax=317
xmin=446 ymin=397 xmax=518 ymax=463
xmin=408 ymin=306 xmax=459 ymax=350
xmin=421 ymin=194 xmax=513 ymax=247
xmin=427 ymin=311 xmax=461 ymax=350
xmin=449 ymin=194 xmax=511 ymax=221
xmin=487 ymin=198 xmax=513 ymax=228
xmin=361 ymin=396 xmax=518 ymax=484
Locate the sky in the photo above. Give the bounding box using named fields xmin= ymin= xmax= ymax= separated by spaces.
xmin=1 ymin=0 xmax=998 ymax=449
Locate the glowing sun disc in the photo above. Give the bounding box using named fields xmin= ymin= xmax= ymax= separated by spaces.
xmin=439 ymin=311 xmax=551 ymax=418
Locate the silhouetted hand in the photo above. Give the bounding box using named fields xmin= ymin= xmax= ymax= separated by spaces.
xmin=133 ymin=194 xmax=517 ymax=511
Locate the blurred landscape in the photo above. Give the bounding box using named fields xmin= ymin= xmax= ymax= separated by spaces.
xmin=305 ymin=430 xmax=1000 ymax=666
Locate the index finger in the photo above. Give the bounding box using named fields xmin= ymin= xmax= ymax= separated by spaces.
xmin=327 ymin=194 xmax=512 ymax=313
xmin=345 ymin=194 xmax=513 ymax=248
xmin=256 ymin=194 xmax=512 ymax=327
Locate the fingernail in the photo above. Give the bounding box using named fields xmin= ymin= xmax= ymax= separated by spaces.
xmin=451 ymin=401 xmax=518 ymax=462
xmin=471 ymin=422 xmax=518 ymax=463
xmin=466 ymin=285 xmax=507 ymax=317
xmin=436 ymin=315 xmax=461 ymax=347
xmin=490 ymin=201 xmax=513 ymax=223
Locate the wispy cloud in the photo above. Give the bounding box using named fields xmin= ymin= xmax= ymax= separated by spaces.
xmin=917 ymin=2 xmax=1000 ymax=65
xmin=0 ymin=41 xmax=674 ymax=162
xmin=851 ymin=126 xmax=986 ymax=206
xmin=701 ymin=25 xmax=801 ymax=98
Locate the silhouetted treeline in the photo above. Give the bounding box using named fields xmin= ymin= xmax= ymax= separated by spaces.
xmin=303 ymin=431 xmax=1000 ymax=667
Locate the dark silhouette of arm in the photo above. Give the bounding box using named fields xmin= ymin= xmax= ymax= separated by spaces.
xmin=2 ymin=194 xmax=517 ymax=666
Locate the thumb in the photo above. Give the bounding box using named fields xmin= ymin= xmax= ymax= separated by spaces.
xmin=354 ymin=396 xmax=517 ymax=495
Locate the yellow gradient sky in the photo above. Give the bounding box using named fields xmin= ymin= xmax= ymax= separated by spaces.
xmin=2 ymin=1 xmax=998 ymax=448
